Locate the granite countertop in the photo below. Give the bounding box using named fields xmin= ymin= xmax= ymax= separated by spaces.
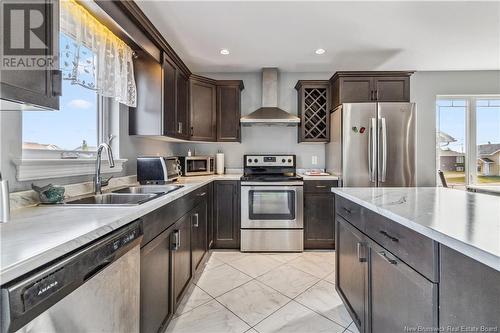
xmin=0 ymin=174 xmax=241 ymax=285
xmin=297 ymin=173 xmax=339 ymax=181
xmin=331 ymin=187 xmax=500 ymax=271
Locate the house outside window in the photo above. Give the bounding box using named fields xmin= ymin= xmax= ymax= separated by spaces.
xmin=436 ymin=96 xmax=500 ymax=189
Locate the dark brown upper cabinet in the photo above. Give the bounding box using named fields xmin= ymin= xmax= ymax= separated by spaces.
xmin=189 ymin=75 xmax=217 ymax=141
xmin=329 ymin=71 xmax=413 ymax=109
xmin=176 ymin=71 xmax=190 ymax=139
xmin=295 ymin=80 xmax=330 ymax=143
xmin=216 ymin=81 xmax=244 ymax=142
xmin=0 ymin=0 xmax=61 ymax=111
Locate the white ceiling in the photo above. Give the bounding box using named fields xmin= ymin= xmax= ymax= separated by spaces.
xmin=136 ymin=1 xmax=500 ymax=73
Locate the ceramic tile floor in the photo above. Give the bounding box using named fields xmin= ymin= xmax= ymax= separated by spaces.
xmin=165 ymin=250 xmax=359 ymax=333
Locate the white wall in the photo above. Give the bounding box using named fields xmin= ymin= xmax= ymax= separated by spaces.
xmin=174 ymin=72 xmax=331 ymax=169
xmin=410 ymin=70 xmax=500 ymax=186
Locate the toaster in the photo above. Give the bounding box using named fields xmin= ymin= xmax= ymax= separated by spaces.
xmin=137 ymin=156 xmax=181 ymax=184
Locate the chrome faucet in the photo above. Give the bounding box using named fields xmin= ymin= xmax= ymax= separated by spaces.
xmin=94 ymin=143 xmax=115 ymax=194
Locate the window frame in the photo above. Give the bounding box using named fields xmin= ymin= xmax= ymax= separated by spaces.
xmin=436 ymin=94 xmax=500 ymax=187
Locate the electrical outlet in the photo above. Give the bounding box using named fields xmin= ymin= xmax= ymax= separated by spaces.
xmin=312 ymin=155 xmax=318 ymax=165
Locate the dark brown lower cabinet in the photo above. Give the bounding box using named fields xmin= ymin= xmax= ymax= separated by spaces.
xmin=369 ymin=241 xmax=437 ymax=333
xmin=439 ymin=245 xmax=500 ymax=330
xmin=140 ymin=227 xmax=172 ymax=333
xmin=304 ymin=193 xmax=335 ymax=249
xmin=207 ymin=182 xmax=214 ymax=249
xmin=336 ymin=217 xmax=367 ymax=332
xmin=213 ymin=180 xmax=240 ymax=249
xmin=172 ymin=213 xmax=192 ymax=312
xmin=191 ymin=197 xmax=208 ymax=273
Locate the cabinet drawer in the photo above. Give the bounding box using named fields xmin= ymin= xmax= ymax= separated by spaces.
xmin=335 ymin=196 xmax=365 ymax=231
xmin=364 ymin=208 xmax=438 ymax=282
xmin=304 ymin=180 xmax=338 ymax=193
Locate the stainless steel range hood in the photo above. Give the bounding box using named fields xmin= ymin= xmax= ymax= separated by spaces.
xmin=240 ymin=68 xmax=300 ymax=126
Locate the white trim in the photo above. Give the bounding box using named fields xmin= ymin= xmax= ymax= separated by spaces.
xmin=14 ymin=159 xmax=127 ymax=181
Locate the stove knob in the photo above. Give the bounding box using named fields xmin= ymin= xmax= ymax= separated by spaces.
xmin=247 ymin=158 xmax=252 ymax=163
xmin=288 ymin=159 xmax=292 ymax=163
xmin=281 ymin=158 xmax=286 ymax=163
xmin=254 ymin=159 xmax=258 ymax=163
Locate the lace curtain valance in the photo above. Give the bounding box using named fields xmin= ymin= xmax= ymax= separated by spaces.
xmin=60 ymin=0 xmax=137 ymax=107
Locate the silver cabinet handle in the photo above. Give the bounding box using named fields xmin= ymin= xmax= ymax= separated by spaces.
xmin=315 ymin=185 xmax=327 ymax=188
xmin=172 ymin=230 xmax=180 ymax=251
xmin=379 ymin=251 xmax=397 ymax=265
xmin=379 ymin=117 xmax=387 ymax=182
xmin=178 ymin=122 xmax=183 ymax=134
xmin=357 ymin=242 xmax=367 ymax=262
xmin=197 ymin=192 xmax=207 ymax=197
xmin=192 ymin=213 xmax=199 ymax=227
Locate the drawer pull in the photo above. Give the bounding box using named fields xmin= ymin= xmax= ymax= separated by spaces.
xmin=342 ymin=207 xmax=352 ymax=214
xmin=197 ymin=192 xmax=207 ymax=197
xmin=379 ymin=230 xmax=399 ymax=242
xmin=315 ymin=185 xmax=327 ymax=188
xmin=379 ymin=251 xmax=397 ymax=265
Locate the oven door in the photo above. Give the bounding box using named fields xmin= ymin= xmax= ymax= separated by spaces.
xmin=241 ymin=185 xmax=303 ymax=229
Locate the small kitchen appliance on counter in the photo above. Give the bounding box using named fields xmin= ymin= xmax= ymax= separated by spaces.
xmin=240 ymin=154 xmax=303 ymax=252
xmin=178 ymin=156 xmax=215 ymax=176
xmin=137 ymin=156 xmax=181 ymax=184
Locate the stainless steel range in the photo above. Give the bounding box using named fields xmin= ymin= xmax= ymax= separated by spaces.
xmin=240 ymin=154 xmax=303 ymax=252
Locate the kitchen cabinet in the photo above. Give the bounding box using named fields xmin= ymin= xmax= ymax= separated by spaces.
xmin=163 ymin=54 xmax=178 ymax=137
xmin=213 ymin=180 xmax=240 ymax=248
xmin=217 ymin=81 xmax=244 ymax=142
xmin=171 ymin=212 xmax=192 ymax=312
xmin=369 ymin=240 xmax=437 ymax=333
xmin=140 ymin=226 xmax=173 ymax=333
xmin=207 ymin=182 xmax=214 ymax=249
xmin=191 ymin=195 xmax=208 ymax=273
xmin=0 ymin=0 xmax=61 ymax=110
xmin=295 ymin=80 xmax=330 ymax=143
xmin=176 ymin=71 xmax=190 ymax=139
xmin=329 ymin=71 xmax=413 ymax=108
xmin=303 ymin=180 xmax=338 ymax=249
xmin=439 ymin=245 xmax=500 ymax=329
xmin=336 ymin=216 xmax=368 ymax=332
xmin=190 ymin=75 xmax=217 ymax=141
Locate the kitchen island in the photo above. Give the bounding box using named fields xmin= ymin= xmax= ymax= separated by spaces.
xmin=331 ymin=187 xmax=500 ymax=333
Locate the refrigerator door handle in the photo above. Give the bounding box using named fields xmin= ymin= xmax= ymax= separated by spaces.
xmin=368 ymin=118 xmax=376 ymax=182
xmin=380 ymin=117 xmax=387 ymax=182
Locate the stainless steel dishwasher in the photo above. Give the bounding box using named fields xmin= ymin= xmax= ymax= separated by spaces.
xmin=1 ymin=220 xmax=143 ymax=333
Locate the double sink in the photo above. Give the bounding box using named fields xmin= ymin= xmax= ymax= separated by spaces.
xmin=64 ymin=185 xmax=183 ymax=206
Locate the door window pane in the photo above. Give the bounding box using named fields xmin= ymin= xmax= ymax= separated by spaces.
xmin=476 ymin=99 xmax=500 ymax=186
xmin=437 ymin=99 xmax=467 ymax=188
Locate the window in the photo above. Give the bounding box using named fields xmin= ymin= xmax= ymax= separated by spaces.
xmin=436 ymin=96 xmax=500 ymax=189
xmin=23 ymin=34 xmax=101 ymax=157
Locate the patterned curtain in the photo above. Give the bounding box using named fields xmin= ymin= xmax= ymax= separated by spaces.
xmin=60 ymin=0 xmax=137 ymax=107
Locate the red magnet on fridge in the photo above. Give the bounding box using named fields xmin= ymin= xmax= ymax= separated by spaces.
xmin=359 ymin=127 xmax=366 ymax=133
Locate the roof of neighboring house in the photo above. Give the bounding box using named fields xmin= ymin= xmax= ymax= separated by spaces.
xmin=479 ymin=157 xmax=494 ymax=163
xmin=439 ymin=148 xmax=465 ymax=157
xmin=478 ymin=143 xmax=500 ymax=155
xmin=22 ymin=142 xmax=62 ymax=150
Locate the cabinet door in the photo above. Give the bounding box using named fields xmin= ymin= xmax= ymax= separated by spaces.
xmin=369 ymin=241 xmax=437 ymax=333
xmin=163 ymin=54 xmax=177 ymax=137
xmin=373 ymin=76 xmax=410 ymax=102
xmin=172 ymin=213 xmax=192 ymax=311
xmin=304 ymin=193 xmax=335 ymax=249
xmin=339 ymin=77 xmax=373 ymax=103
xmin=0 ymin=0 xmax=61 ymax=110
xmin=440 ymin=245 xmax=500 ymax=330
xmin=190 ymin=79 xmax=216 ymax=141
xmin=336 ymin=217 xmax=367 ymax=332
xmin=217 ymin=85 xmax=241 ymax=142
xmin=207 ymin=182 xmax=214 ymax=249
xmin=176 ymin=71 xmax=190 ymax=139
xmin=213 ymin=181 xmax=240 ymax=248
xmin=191 ymin=198 xmax=208 ymax=273
xmin=140 ymin=228 xmax=172 ymax=333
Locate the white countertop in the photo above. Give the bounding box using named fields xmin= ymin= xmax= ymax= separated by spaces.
xmin=331 ymin=187 xmax=500 ymax=271
xmin=297 ymin=173 xmax=339 ymax=181
xmin=0 ymin=174 xmax=241 ymax=285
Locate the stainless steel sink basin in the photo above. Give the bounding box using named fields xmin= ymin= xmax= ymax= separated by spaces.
xmin=112 ymin=185 xmax=183 ymax=195
xmin=65 ymin=193 xmax=160 ymax=206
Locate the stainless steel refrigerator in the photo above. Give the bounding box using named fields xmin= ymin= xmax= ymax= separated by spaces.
xmin=326 ymin=103 xmax=416 ymax=187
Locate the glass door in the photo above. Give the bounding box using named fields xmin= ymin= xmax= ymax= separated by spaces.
xmin=249 ymin=190 xmax=295 ymax=220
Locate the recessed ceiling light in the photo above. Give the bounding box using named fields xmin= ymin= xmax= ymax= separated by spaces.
xmin=220 ymin=49 xmax=230 ymax=55
xmin=315 ymin=48 xmax=326 ymax=55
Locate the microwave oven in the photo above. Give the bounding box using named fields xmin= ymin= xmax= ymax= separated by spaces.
xmin=179 ymin=156 xmax=215 ymax=176
xmin=137 ymin=156 xmax=181 ymax=184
